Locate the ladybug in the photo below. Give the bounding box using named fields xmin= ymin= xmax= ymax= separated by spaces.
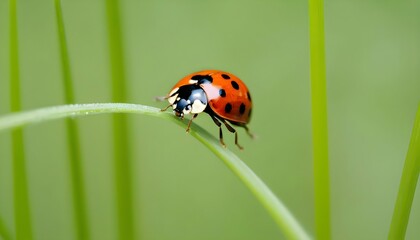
xmin=161 ymin=70 xmax=253 ymax=149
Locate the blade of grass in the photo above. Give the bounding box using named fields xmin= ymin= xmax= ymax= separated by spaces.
xmin=0 ymin=103 xmax=311 ymax=240
xmin=308 ymin=0 xmax=331 ymax=239
xmin=105 ymin=1 xmax=134 ymax=239
xmin=9 ymin=0 xmax=33 ymax=239
xmin=388 ymin=103 xmax=420 ymax=240
xmin=55 ymin=1 xmax=89 ymax=239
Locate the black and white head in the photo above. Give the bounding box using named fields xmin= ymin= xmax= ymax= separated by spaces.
xmin=167 ymin=85 xmax=208 ymax=118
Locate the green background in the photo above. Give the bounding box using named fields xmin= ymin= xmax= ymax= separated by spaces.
xmin=0 ymin=0 xmax=419 ymax=239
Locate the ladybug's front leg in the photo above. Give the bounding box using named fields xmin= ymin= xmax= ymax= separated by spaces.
xmin=186 ymin=114 xmax=198 ymax=133
xmin=155 ymin=96 xmax=168 ymax=102
xmin=160 ymin=104 xmax=172 ymax=112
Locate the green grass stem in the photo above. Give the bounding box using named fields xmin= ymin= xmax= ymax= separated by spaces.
xmin=55 ymin=0 xmax=89 ymax=239
xmin=308 ymin=0 xmax=331 ymax=239
xmin=388 ymin=104 xmax=420 ymax=239
xmin=105 ymin=1 xmax=134 ymax=239
xmin=0 ymin=103 xmax=311 ymax=240
xmin=55 ymin=0 xmax=75 ymax=104
xmin=9 ymin=0 xmax=33 ymax=239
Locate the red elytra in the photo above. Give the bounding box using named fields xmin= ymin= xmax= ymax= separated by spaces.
xmin=161 ymin=70 xmax=253 ymax=149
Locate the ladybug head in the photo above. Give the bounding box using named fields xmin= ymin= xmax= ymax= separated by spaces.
xmin=167 ymin=85 xmax=208 ymax=118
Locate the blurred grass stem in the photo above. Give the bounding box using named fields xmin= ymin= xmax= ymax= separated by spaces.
xmin=388 ymin=104 xmax=420 ymax=239
xmin=9 ymin=0 xmax=33 ymax=239
xmin=55 ymin=0 xmax=89 ymax=239
xmin=0 ymin=217 xmax=11 ymax=240
xmin=105 ymin=0 xmax=134 ymax=239
xmin=308 ymin=0 xmax=331 ymax=239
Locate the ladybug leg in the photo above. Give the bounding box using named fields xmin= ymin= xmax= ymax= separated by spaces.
xmin=210 ymin=115 xmax=226 ymax=147
xmin=243 ymin=125 xmax=256 ymax=139
xmin=155 ymin=96 xmax=168 ymax=102
xmin=156 ymin=90 xmax=178 ymax=104
xmin=186 ymin=114 xmax=198 ymax=133
xmin=221 ymin=120 xmax=243 ymax=150
xmin=160 ymin=104 xmax=172 ymax=112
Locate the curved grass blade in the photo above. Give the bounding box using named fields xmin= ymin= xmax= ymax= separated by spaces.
xmin=0 ymin=103 xmax=311 ymax=240
xmin=388 ymin=104 xmax=420 ymax=239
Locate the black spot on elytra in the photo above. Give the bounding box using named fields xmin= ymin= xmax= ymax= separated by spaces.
xmin=191 ymin=75 xmax=213 ymax=84
xmin=239 ymin=103 xmax=246 ymax=115
xmin=231 ymin=81 xmax=239 ymax=90
xmin=225 ymin=103 xmax=232 ymax=113
xmin=219 ymin=89 xmax=226 ymax=97
xmin=221 ymin=74 xmax=230 ymax=79
xmin=247 ymin=91 xmax=252 ymax=101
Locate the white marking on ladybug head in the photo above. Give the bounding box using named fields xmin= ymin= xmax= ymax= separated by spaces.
xmin=191 ymin=100 xmax=207 ymax=114
xmin=189 ymin=79 xmax=198 ymax=84
xmin=167 ymin=88 xmax=179 ymax=104
xmin=172 ymin=104 xmax=177 ymax=109
xmin=182 ymin=104 xmax=192 ymax=115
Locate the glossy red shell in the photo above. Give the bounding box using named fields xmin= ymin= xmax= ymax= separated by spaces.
xmin=169 ymin=70 xmax=252 ymax=124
